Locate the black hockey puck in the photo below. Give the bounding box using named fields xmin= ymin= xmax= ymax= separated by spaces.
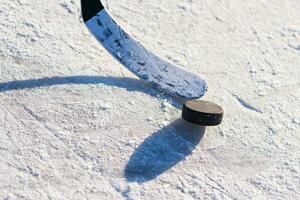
xmin=182 ymin=100 xmax=223 ymax=126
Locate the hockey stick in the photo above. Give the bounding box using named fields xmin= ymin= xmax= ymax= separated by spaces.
xmin=81 ymin=0 xmax=207 ymax=100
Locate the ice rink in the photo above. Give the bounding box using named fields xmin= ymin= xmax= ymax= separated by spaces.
xmin=0 ymin=0 xmax=299 ymax=199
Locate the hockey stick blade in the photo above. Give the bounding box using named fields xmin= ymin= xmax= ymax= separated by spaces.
xmin=81 ymin=0 xmax=207 ymax=99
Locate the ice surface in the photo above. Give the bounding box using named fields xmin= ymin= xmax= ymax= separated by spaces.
xmin=0 ymin=0 xmax=299 ymax=199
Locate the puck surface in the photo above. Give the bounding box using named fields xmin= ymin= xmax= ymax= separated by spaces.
xmin=182 ymin=100 xmax=224 ymax=126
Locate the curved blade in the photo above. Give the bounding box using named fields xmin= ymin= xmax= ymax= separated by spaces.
xmin=81 ymin=0 xmax=207 ymax=99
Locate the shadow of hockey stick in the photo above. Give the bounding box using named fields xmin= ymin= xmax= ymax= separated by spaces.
xmin=0 ymin=75 xmax=182 ymax=108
